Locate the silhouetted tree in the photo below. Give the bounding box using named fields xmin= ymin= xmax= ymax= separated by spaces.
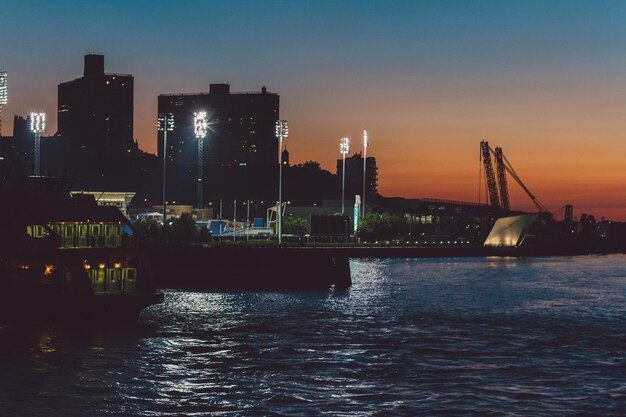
xmin=170 ymin=213 xmax=197 ymax=243
xmin=283 ymin=216 xmax=309 ymax=235
xmin=356 ymin=213 xmax=407 ymax=241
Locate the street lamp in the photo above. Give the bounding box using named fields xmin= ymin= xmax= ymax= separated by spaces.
xmin=158 ymin=112 xmax=174 ymax=236
xmin=0 ymin=72 xmax=7 ymax=136
xmin=362 ymin=129 xmax=368 ymax=218
xmin=275 ymin=119 xmax=288 ymax=244
xmin=194 ymin=111 xmax=208 ymax=219
xmin=30 ymin=112 xmax=46 ymax=176
xmin=340 ymin=137 xmax=350 ymax=214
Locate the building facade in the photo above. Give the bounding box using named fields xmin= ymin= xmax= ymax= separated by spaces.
xmin=336 ymin=153 xmax=378 ymax=200
xmin=58 ymin=54 xmax=134 ymax=150
xmin=157 ymin=83 xmax=279 ymax=206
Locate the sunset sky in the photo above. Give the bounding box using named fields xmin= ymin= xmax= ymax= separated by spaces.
xmin=2 ymin=0 xmax=626 ymax=219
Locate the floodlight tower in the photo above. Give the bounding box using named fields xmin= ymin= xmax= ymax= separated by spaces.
xmin=0 ymin=72 xmax=7 ymax=136
xmin=158 ymin=112 xmax=175 ymax=234
xmin=362 ymin=130 xmax=368 ymax=218
xmin=339 ymin=137 xmax=350 ymax=215
xmin=30 ymin=112 xmax=46 ymax=176
xmin=194 ymin=111 xmax=208 ymax=219
xmin=275 ymin=119 xmax=289 ymax=244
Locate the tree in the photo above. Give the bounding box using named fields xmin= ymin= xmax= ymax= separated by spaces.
xmin=169 ymin=213 xmax=197 ymax=242
xmin=356 ymin=212 xmax=407 ymax=241
xmin=282 ymin=216 xmax=309 ymax=235
xmin=134 ymin=218 xmax=161 ymax=240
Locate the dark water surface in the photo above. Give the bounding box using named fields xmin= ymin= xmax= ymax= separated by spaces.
xmin=2 ymin=255 xmax=626 ymax=416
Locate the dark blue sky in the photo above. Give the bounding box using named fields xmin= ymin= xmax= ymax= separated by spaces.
xmin=2 ymin=1 xmax=626 ymax=217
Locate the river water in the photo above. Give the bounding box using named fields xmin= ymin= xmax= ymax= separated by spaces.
xmin=1 ymin=255 xmax=626 ymax=416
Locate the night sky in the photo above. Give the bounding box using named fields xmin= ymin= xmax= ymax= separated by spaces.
xmin=2 ymin=0 xmax=626 ymax=218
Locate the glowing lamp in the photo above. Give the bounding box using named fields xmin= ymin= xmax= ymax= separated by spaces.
xmin=43 ymin=264 xmax=55 ymax=277
xmin=194 ymin=111 xmax=208 ymax=139
xmin=30 ymin=112 xmax=46 ymax=134
xmin=339 ymin=137 xmax=350 ymax=155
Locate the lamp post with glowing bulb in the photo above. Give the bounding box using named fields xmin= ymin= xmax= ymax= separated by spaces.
xmin=158 ymin=113 xmax=174 ymax=236
xmin=340 ymin=137 xmax=350 ymax=215
xmin=362 ymin=130 xmax=368 ymax=218
xmin=194 ymin=111 xmax=208 ymax=219
xmin=275 ymin=120 xmax=288 ymax=244
xmin=30 ymin=112 xmax=46 ymax=176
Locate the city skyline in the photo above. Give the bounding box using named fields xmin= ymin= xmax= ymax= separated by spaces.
xmin=2 ymin=1 xmax=626 ymax=219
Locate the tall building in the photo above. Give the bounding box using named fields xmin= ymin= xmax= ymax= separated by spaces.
xmin=158 ymin=83 xmax=279 ymax=205
xmin=58 ymin=54 xmax=134 ymax=150
xmin=336 ymin=153 xmax=378 ymax=200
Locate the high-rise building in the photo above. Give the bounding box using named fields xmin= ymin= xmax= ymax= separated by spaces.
xmin=336 ymin=153 xmax=378 ymax=200
xmin=57 ymin=54 xmax=134 ymax=150
xmin=158 ymin=83 xmax=279 ymax=205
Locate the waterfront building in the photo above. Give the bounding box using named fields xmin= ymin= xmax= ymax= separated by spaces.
xmin=157 ymin=83 xmax=280 ymax=205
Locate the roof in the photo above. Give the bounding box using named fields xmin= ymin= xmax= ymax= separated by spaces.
xmin=0 ymin=177 xmax=130 ymax=226
xmin=484 ymin=214 xmax=538 ymax=247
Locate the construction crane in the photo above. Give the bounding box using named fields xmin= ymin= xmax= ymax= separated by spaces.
xmin=484 ymin=143 xmax=548 ymax=213
xmin=494 ymin=147 xmax=510 ymax=211
xmin=480 ymin=140 xmax=500 ymax=209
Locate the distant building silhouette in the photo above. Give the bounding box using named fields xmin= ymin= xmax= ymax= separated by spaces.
xmin=0 ymin=54 xmax=159 ymax=203
xmin=336 ymin=153 xmax=378 ymax=200
xmin=58 ymin=54 xmax=134 ymax=150
xmin=158 ymin=83 xmax=279 ymax=205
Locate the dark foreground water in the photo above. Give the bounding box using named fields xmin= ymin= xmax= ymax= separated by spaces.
xmin=2 ymin=255 xmax=626 ymax=416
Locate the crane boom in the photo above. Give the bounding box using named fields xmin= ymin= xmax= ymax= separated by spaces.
xmin=480 ymin=141 xmax=500 ymax=208
xmin=494 ymin=147 xmax=510 ymax=211
xmin=500 ymin=153 xmax=548 ymax=212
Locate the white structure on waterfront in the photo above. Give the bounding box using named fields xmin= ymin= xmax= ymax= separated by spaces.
xmin=484 ymin=214 xmax=537 ymax=247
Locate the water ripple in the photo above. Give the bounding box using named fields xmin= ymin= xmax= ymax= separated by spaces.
xmin=1 ymin=255 xmax=626 ymax=416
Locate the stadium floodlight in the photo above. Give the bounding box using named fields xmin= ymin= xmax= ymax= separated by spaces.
xmin=0 ymin=72 xmax=6 ymax=106
xmin=194 ymin=111 xmax=208 ymax=218
xmin=275 ymin=119 xmax=289 ymax=244
xmin=158 ymin=113 xmax=175 ymax=240
xmin=362 ymin=130 xmax=368 ymax=218
xmin=340 ymin=137 xmax=350 ymax=215
xmin=30 ymin=112 xmax=46 ymax=176
xmin=0 ymin=72 xmax=6 ymax=136
xmin=194 ymin=111 xmax=208 ymax=139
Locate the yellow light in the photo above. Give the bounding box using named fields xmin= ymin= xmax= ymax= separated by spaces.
xmin=84 ymin=263 xmax=91 ymax=270
xmin=44 ymin=264 xmax=55 ymax=277
xmin=99 ymin=263 xmax=106 ymax=269
xmin=114 ymin=262 xmax=122 ymax=269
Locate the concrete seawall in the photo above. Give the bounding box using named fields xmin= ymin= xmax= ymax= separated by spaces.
xmin=148 ymin=247 xmax=352 ymax=290
xmin=147 ymin=244 xmax=626 ymax=290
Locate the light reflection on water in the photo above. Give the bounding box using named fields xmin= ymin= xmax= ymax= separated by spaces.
xmin=1 ymin=255 xmax=626 ymax=416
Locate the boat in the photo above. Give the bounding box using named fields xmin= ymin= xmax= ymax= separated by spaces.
xmin=0 ymin=177 xmax=164 ymax=325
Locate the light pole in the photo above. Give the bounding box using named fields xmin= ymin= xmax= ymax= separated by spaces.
xmin=158 ymin=112 xmax=174 ymax=238
xmin=0 ymin=72 xmax=7 ymax=136
xmin=194 ymin=111 xmax=208 ymax=220
xmin=362 ymin=130 xmax=368 ymax=218
xmin=30 ymin=112 xmax=46 ymax=176
xmin=275 ymin=119 xmax=288 ymax=244
xmin=246 ymin=199 xmax=250 ymax=244
xmin=340 ymin=137 xmax=350 ymax=215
